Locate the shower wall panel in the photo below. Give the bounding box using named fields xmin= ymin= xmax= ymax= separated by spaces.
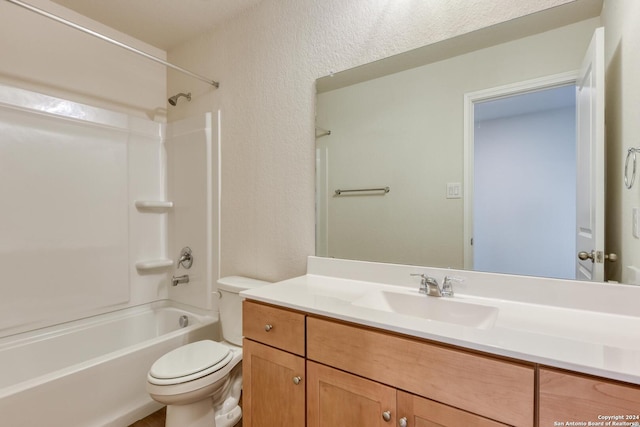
xmin=166 ymin=112 xmax=219 ymax=311
xmin=0 ymin=84 xmax=164 ymax=336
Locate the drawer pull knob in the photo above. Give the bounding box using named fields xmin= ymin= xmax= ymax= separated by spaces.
xmin=292 ymin=376 xmax=302 ymax=385
xmin=398 ymin=417 xmax=407 ymax=427
xmin=382 ymin=411 xmax=392 ymax=422
xmin=264 ymin=324 xmax=273 ymax=332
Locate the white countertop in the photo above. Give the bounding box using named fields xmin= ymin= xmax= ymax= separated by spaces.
xmin=241 ymin=257 xmax=640 ymax=385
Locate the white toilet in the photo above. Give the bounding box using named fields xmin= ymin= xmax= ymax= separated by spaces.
xmin=146 ymin=276 xmax=268 ymax=427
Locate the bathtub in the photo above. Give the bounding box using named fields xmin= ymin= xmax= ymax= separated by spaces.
xmin=0 ymin=300 xmax=218 ymax=427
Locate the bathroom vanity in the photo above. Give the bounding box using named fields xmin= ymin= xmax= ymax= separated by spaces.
xmin=241 ymin=257 xmax=640 ymax=427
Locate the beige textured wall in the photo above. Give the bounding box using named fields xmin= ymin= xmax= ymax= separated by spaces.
xmin=167 ymin=0 xmax=576 ymax=282
xmin=603 ymin=0 xmax=640 ymax=283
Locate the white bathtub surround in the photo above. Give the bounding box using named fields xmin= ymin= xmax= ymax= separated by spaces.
xmin=166 ymin=112 xmax=221 ymax=312
xmin=0 ymin=84 xmax=219 ymax=339
xmin=0 ymin=83 xmax=169 ymax=337
xmin=0 ymin=300 xmax=217 ymax=427
xmin=0 ymin=83 xmax=223 ymax=425
xmin=241 ymin=256 xmax=640 ymax=385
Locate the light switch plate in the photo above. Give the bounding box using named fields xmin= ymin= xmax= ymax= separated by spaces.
xmin=633 ymin=207 xmax=640 ymax=238
xmin=446 ymin=182 xmax=462 ymax=199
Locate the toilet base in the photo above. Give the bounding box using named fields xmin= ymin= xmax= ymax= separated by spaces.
xmin=166 ymin=398 xmax=215 ymax=427
xmin=215 ymin=405 xmax=242 ymax=427
xmin=154 ymin=360 xmax=243 ymax=427
xmin=165 ymin=399 xmax=241 ymax=427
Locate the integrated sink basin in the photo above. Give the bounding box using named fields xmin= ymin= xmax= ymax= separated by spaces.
xmin=351 ymin=290 xmax=499 ymax=329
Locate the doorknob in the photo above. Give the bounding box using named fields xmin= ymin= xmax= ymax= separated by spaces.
xmin=578 ymin=250 xmax=618 ymax=263
xmin=605 ymin=252 xmax=618 ymax=262
xmin=578 ymin=250 xmax=595 ymax=261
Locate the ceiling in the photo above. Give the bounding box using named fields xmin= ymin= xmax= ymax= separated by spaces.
xmin=50 ymin=0 xmax=264 ymax=50
xmin=475 ymin=85 xmax=577 ymax=122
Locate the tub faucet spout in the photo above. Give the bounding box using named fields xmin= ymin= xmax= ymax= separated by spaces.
xmin=172 ymin=274 xmax=189 ymax=286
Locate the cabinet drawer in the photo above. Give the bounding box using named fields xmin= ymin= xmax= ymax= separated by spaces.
xmin=243 ymin=300 xmax=305 ymax=356
xmin=398 ymin=390 xmax=508 ymax=427
xmin=539 ymin=368 xmax=640 ymax=427
xmin=307 ymin=316 xmax=534 ymax=427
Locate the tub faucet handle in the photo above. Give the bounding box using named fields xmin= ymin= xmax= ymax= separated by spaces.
xmin=177 ymin=247 xmax=193 ymax=269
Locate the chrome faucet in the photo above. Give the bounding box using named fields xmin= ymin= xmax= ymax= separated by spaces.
xmin=411 ymin=273 xmax=442 ymax=296
xmin=172 ymin=274 xmax=189 ymax=286
xmin=410 ymin=274 xmax=457 ymax=297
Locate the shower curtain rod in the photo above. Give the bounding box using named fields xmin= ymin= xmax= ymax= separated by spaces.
xmin=4 ymin=0 xmax=220 ymax=88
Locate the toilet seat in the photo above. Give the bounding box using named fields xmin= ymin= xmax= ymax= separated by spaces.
xmin=148 ymin=340 xmax=233 ymax=386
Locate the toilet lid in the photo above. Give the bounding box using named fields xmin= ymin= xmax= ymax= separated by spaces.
xmin=150 ymin=340 xmax=231 ymax=380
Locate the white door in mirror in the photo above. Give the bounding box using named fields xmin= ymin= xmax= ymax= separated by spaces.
xmin=576 ymin=27 xmax=605 ymax=282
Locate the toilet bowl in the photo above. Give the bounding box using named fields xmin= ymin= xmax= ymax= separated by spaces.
xmin=146 ymin=276 xmax=269 ymax=427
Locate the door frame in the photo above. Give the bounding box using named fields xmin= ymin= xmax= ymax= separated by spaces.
xmin=462 ymin=71 xmax=579 ymax=270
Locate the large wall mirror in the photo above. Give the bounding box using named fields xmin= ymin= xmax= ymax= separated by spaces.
xmin=315 ymin=0 xmax=613 ymax=282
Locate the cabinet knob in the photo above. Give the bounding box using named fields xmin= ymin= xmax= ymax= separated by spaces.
xmin=292 ymin=376 xmax=302 ymax=385
xmin=382 ymin=411 xmax=392 ymax=422
xmin=264 ymin=324 xmax=273 ymax=332
xmin=398 ymin=417 xmax=407 ymax=427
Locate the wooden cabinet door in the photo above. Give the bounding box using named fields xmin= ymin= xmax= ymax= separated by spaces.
xmin=242 ymin=339 xmax=305 ymax=427
xmin=307 ymin=361 xmax=397 ymax=427
xmin=539 ymin=368 xmax=640 ymax=427
xmin=307 ymin=317 xmax=534 ymax=427
xmin=397 ymin=391 xmax=508 ymax=427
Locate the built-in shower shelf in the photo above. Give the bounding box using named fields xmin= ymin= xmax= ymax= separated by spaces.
xmin=135 ymin=259 xmax=173 ymax=271
xmin=134 ymin=200 xmax=173 ymax=211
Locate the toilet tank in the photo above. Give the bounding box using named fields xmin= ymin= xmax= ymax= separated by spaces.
xmin=217 ymin=276 xmax=270 ymax=346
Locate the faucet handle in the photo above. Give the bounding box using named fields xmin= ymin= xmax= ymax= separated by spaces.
xmin=441 ymin=276 xmax=464 ymax=297
xmin=410 ymin=273 xmax=428 ymax=293
xmin=177 ymin=246 xmax=193 ymax=269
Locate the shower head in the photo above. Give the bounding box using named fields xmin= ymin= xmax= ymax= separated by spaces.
xmin=168 ymin=92 xmax=191 ymax=106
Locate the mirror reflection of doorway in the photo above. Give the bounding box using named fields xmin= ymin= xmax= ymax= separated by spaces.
xmin=472 ymin=84 xmax=577 ymax=280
